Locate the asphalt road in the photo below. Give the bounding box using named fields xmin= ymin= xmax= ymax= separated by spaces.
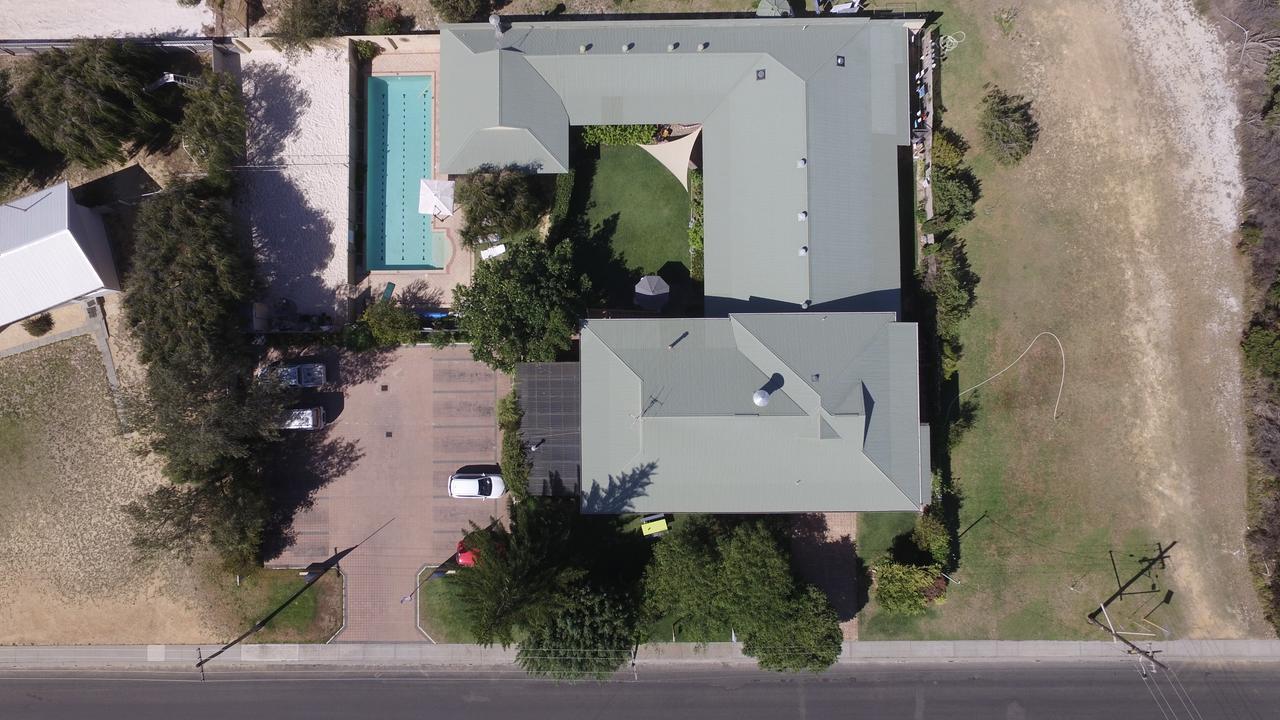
xmin=0 ymin=661 xmax=1274 ymax=720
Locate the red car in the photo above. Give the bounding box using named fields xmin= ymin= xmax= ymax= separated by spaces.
xmin=456 ymin=540 xmax=478 ymax=567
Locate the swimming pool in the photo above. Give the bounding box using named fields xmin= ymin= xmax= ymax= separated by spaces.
xmin=365 ymin=75 xmax=451 ymax=271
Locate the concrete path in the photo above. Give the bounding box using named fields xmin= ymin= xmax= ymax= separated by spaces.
xmin=3 ymin=640 xmax=1279 ymax=669
xmin=269 ymin=346 xmax=508 ymax=642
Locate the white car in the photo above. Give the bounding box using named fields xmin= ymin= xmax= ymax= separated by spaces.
xmin=448 ymin=471 xmax=507 ymax=499
xmin=279 ymin=407 xmax=325 ymax=430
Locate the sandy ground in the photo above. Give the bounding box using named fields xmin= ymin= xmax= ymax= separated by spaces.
xmin=0 ymin=0 xmax=213 ymax=40
xmin=1105 ymin=0 xmax=1255 ymax=637
xmin=0 ymin=336 xmax=219 ymax=644
xmin=237 ymin=44 xmax=353 ymax=319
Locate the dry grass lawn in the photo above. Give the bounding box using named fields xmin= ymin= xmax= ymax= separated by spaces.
xmin=858 ymin=0 xmax=1269 ymax=640
xmin=0 ymin=337 xmax=340 ymax=644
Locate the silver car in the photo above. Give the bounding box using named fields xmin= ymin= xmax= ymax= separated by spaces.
xmin=447 ymin=472 xmax=507 ymax=499
xmin=261 ymin=362 xmax=327 ymax=388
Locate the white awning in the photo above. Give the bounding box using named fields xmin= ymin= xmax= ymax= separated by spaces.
xmin=418 ymin=179 xmax=456 ymax=218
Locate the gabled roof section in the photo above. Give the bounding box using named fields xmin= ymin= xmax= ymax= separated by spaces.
xmin=579 ymin=313 xmax=927 ymax=513
xmin=440 ymin=18 xmax=912 ymax=311
xmin=0 ymin=182 xmax=70 ymax=254
xmin=439 ymin=32 xmax=569 ymax=173
xmin=0 ymin=182 xmax=118 ymax=327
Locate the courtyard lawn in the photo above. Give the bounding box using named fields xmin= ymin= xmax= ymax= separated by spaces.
xmin=584 ymin=145 xmax=690 ymax=275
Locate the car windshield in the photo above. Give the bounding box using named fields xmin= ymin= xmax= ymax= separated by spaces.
xmin=477 ymin=477 xmax=492 ymax=496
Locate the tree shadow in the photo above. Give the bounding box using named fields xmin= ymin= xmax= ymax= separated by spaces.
xmin=396 ymin=278 xmax=445 ymax=313
xmin=260 ymin=431 xmax=364 ymax=562
xmin=333 ymin=346 xmax=398 ymax=389
xmin=580 ymin=461 xmax=657 ymax=514
xmin=238 ymin=171 xmax=339 ymax=317
xmin=241 ymin=61 xmax=310 ymax=165
xmin=560 ymin=212 xmax=639 ymax=309
xmin=788 ymin=513 xmax=871 ymax=622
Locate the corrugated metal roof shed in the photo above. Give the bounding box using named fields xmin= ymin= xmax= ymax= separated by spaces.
xmin=439 ymin=17 xmax=911 ymax=312
xmin=0 ymin=182 xmax=119 ymax=327
xmin=580 ymin=313 xmax=927 ymax=514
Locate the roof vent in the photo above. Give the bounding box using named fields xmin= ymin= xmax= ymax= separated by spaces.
xmin=488 ymin=13 xmax=504 ymax=39
xmin=798 ymin=245 xmax=808 ymax=256
xmin=797 ymin=157 xmax=807 ymax=168
xmin=797 ymin=210 xmax=808 ymax=222
xmin=756 ymin=69 xmax=766 ymax=80
xmin=752 ymin=389 xmax=771 ymax=408
xmin=580 ymin=44 xmax=591 ymax=53
xmin=836 ymin=55 xmax=846 ymax=67
xmin=802 ymin=300 xmax=812 ymax=310
xmin=668 ymin=42 xmax=679 ymax=52
xmin=698 ymin=42 xmax=709 ymax=51
xmin=622 ymin=42 xmax=633 ymax=52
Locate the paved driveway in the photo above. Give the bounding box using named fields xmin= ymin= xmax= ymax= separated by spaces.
xmin=270 ymin=345 xmax=509 ymax=642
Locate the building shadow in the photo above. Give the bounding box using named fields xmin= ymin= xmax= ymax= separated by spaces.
xmin=788 ymin=513 xmax=870 ymax=622
xmin=580 ymin=461 xmax=657 ymax=514
xmin=260 ymin=431 xmax=364 ymax=562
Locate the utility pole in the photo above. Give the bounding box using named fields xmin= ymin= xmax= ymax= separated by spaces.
xmin=196 ymin=518 xmax=395 ymax=670
xmin=1087 ymin=541 xmax=1176 ymax=669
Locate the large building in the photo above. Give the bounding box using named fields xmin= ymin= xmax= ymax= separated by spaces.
xmin=444 ymin=16 xmax=929 ymax=514
xmin=0 ymin=182 xmax=119 ymax=328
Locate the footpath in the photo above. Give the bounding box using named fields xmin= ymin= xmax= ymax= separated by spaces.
xmin=1 ymin=640 xmax=1279 ymax=670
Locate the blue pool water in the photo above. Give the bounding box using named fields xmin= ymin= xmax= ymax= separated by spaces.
xmin=365 ymin=75 xmax=450 ymax=270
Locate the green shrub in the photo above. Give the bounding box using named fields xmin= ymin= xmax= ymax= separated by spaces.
xmin=272 ymin=0 xmax=364 ymax=51
xmin=580 ymin=124 xmax=657 ymax=147
xmin=979 ymin=87 xmax=1039 ymax=166
xmin=913 ymin=513 xmax=950 ymax=566
xmin=456 ymin=164 xmax=550 ymax=248
xmin=353 ymin=40 xmax=382 ymax=61
xmin=432 ymin=0 xmax=487 ymax=23
xmin=547 ymin=169 xmax=576 ymax=234
xmin=931 ymin=169 xmax=978 ymax=229
xmin=20 ymin=312 xmax=54 ymax=337
xmin=873 ymin=560 xmax=941 ymax=617
xmin=1266 ymin=52 xmax=1280 ymax=87
xmin=498 ymin=392 xmax=530 ymax=502
xmin=931 ymin=128 xmax=967 ymax=171
xmin=361 ymin=299 xmax=420 ymax=346
xmin=688 ymin=169 xmax=705 ymax=281
xmin=919 ymin=240 xmax=978 ymax=345
xmin=365 ymin=1 xmax=405 ymax=34
xmin=340 ymin=322 xmax=377 ymax=351
xmin=1244 ymin=326 xmax=1280 ymax=379
xmin=179 ymin=71 xmax=245 ymax=189
xmin=10 ymin=40 xmax=164 ymax=168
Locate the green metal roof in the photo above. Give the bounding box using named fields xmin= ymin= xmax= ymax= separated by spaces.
xmin=440 ymin=17 xmax=911 ymax=311
xmin=579 ymin=313 xmax=928 ymax=514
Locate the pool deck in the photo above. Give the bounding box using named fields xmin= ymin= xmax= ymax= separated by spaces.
xmin=364 ymin=37 xmax=473 ymax=309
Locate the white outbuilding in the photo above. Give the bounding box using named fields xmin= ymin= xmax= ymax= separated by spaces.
xmin=0 ymin=182 xmax=119 ymax=327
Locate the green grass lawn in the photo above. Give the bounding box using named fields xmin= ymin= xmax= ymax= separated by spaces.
xmin=209 ymin=567 xmax=344 ymax=643
xmin=583 ymin=145 xmax=690 ymax=275
xmin=418 ymin=573 xmax=476 ymax=643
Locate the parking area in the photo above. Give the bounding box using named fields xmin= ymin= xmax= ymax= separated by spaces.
xmin=269 ymin=345 xmax=509 ymax=642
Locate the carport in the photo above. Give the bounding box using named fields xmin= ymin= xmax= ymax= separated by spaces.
xmin=515 ymin=362 xmax=581 ymax=498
